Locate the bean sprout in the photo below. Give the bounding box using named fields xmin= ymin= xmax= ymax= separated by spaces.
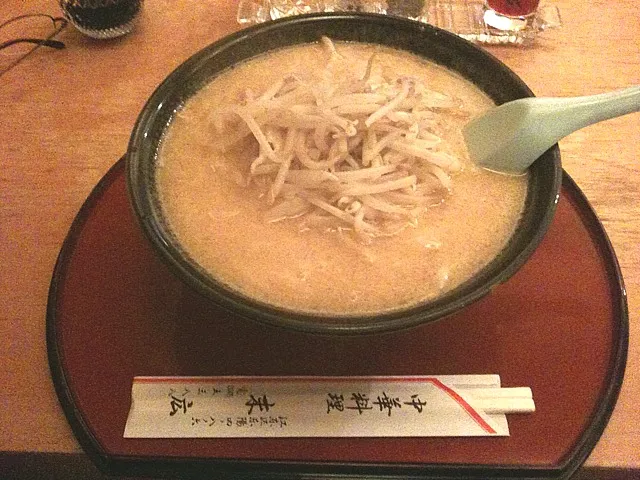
xmin=210 ymin=38 xmax=470 ymax=239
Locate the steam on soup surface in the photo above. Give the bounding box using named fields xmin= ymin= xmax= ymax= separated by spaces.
xmin=156 ymin=40 xmax=528 ymax=316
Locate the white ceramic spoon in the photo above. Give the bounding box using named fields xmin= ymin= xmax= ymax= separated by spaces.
xmin=462 ymin=86 xmax=640 ymax=175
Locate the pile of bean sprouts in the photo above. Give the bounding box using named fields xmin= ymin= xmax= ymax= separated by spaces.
xmin=211 ymin=38 xmax=471 ymax=240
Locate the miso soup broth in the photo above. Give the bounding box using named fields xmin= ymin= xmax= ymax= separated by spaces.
xmin=156 ymin=41 xmax=528 ymax=316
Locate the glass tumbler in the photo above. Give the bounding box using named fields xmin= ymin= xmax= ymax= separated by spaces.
xmin=486 ymin=0 xmax=540 ymax=18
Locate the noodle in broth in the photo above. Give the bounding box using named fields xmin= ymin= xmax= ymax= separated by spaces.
xmin=156 ymin=40 xmax=528 ymax=316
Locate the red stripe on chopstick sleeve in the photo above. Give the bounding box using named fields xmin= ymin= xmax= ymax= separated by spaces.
xmin=429 ymin=378 xmax=497 ymax=435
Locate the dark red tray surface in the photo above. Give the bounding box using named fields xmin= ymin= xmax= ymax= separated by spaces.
xmin=47 ymin=159 xmax=627 ymax=479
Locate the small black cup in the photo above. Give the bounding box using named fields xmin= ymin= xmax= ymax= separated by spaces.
xmin=60 ymin=0 xmax=142 ymax=39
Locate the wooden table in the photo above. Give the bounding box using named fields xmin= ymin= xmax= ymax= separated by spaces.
xmin=1 ymin=0 xmax=638 ymax=476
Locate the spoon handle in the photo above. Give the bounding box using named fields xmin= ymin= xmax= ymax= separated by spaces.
xmin=534 ymin=86 xmax=640 ymax=140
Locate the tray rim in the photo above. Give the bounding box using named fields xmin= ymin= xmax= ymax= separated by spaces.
xmin=46 ymin=158 xmax=628 ymax=480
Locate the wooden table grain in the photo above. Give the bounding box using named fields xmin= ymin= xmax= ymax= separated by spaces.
xmin=1 ymin=0 xmax=638 ymax=473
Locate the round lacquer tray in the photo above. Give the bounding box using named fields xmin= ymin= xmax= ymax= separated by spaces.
xmin=47 ymin=158 xmax=627 ymax=479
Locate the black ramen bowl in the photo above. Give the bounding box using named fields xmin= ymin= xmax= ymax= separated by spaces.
xmin=126 ymin=13 xmax=562 ymax=335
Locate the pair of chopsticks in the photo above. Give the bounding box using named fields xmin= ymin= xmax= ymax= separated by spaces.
xmin=460 ymin=387 xmax=535 ymax=414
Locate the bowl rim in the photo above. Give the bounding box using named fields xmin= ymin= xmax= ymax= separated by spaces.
xmin=126 ymin=12 xmax=562 ymax=335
